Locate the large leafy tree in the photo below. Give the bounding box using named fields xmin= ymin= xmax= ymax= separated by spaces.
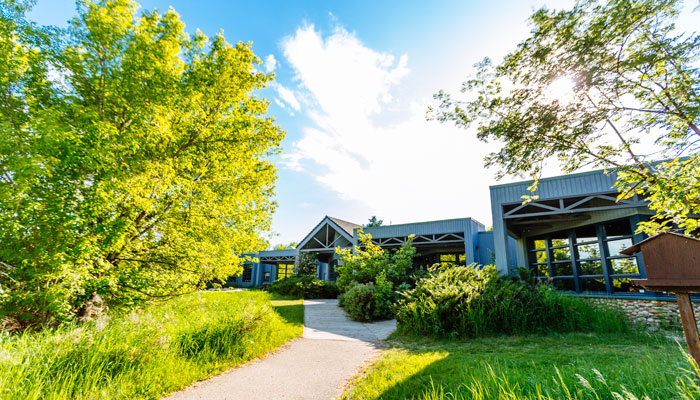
xmin=0 ymin=0 xmax=284 ymax=326
xmin=432 ymin=0 xmax=699 ymax=234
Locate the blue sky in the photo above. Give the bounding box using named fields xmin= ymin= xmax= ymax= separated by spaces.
xmin=28 ymin=0 xmax=699 ymax=248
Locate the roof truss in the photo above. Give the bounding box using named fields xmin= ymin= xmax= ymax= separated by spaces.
xmin=503 ymin=192 xmax=646 ymax=220
xmin=371 ymin=232 xmax=465 ymax=247
xmin=298 ymin=217 xmax=354 ymax=252
xmin=259 ymin=255 xmax=297 ymax=263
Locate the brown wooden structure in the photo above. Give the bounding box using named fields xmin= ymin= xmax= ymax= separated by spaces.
xmin=622 ymin=232 xmax=700 ymax=366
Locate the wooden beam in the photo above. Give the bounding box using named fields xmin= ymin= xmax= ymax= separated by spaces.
xmin=676 ymin=293 xmax=700 ymax=368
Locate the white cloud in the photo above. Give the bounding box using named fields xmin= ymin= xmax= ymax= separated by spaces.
xmin=264 ymin=54 xmax=277 ymax=73
xmin=274 ymin=98 xmax=286 ymax=109
xmin=280 ymin=24 xmax=497 ymax=225
xmin=276 ymin=85 xmax=301 ymax=111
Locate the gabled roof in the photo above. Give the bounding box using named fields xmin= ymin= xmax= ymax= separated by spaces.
xmin=327 ymin=216 xmax=361 ymax=238
xmin=297 ymin=216 xmax=359 ymax=251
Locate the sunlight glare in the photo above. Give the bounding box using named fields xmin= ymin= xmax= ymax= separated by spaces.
xmin=544 ymin=77 xmax=576 ymax=104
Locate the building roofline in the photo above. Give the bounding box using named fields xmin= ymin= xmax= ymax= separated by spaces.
xmin=297 ymin=215 xmax=356 ymax=250
xmin=489 ymin=158 xmax=686 ymax=191
xmin=358 ymin=217 xmax=485 ymax=232
xmin=489 ymin=168 xmax=614 ymax=190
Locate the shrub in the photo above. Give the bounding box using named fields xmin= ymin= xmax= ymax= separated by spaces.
xmin=396 ymin=264 xmax=629 ymax=338
xmin=341 ymin=281 xmax=394 ymax=322
xmin=295 ymin=252 xmax=319 ymax=276
xmin=336 ymin=230 xmax=416 ymax=292
xmin=264 ymin=276 xmax=339 ymax=299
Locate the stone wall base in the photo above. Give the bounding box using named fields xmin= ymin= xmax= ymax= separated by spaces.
xmin=584 ymin=297 xmax=698 ymax=331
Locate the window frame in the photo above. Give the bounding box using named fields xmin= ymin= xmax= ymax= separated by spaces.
xmin=527 ymin=217 xmax=644 ymax=295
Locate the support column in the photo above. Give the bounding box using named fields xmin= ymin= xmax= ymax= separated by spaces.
xmin=491 ymin=199 xmax=511 ymax=275
xmin=676 ymin=293 xmax=700 ymax=367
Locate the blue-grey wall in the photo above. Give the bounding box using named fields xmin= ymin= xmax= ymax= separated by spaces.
xmin=476 ymin=231 xmax=516 ymax=267
xmin=489 ymin=169 xmax=652 ymax=275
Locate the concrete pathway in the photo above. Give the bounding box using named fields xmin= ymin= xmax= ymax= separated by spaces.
xmin=165 ymin=299 xmax=395 ymax=400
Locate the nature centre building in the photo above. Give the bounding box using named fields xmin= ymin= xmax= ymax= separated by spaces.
xmin=227 ymin=167 xmax=689 ymax=326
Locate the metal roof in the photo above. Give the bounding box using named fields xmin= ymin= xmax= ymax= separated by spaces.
xmin=360 ymin=217 xmax=483 ymax=238
xmin=258 ymin=248 xmax=299 ymax=257
xmin=490 ymin=168 xmax=620 ymax=204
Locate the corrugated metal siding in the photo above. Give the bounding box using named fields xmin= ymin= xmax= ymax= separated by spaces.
xmin=258 ymin=249 xmax=299 ymax=257
xmin=477 ymin=231 xmax=495 ymax=265
xmin=490 ymin=170 xmax=619 ymax=204
xmin=362 ymin=218 xmax=477 ymax=238
xmin=477 ymin=231 xmax=517 ymax=267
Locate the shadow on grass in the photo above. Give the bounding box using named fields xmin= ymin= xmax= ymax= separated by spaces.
xmin=346 ymin=332 xmax=687 ymax=400
xmin=269 ymin=295 xmax=304 ymax=326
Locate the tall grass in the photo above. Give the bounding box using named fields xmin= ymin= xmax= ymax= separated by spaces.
xmin=341 ymin=333 xmax=691 ymax=400
xmin=419 ymin=354 xmax=700 ymax=400
xmin=0 ymin=290 xmax=303 ymax=399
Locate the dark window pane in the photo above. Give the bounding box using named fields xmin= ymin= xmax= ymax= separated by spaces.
xmin=580 ymin=260 xmax=603 ymax=275
xmin=580 ymin=278 xmax=607 ymax=292
xmin=575 ymin=226 xmax=597 ymax=243
xmin=535 ymin=264 xmax=549 ymax=277
xmin=610 ymin=257 xmax=639 ymax=275
xmin=550 ymin=230 xmax=569 ymax=240
xmin=552 ymin=262 xmax=573 ymax=276
xmin=553 ymin=279 xmax=576 ymax=291
xmin=577 ymin=243 xmax=601 ymax=259
xmin=604 ymin=219 xmax=633 ymax=239
xmin=529 ymin=251 xmax=547 ymax=264
xmin=242 ymin=265 xmax=252 ymax=282
xmin=607 ymin=238 xmax=634 ymax=257
xmin=612 ymin=278 xmax=642 ymax=293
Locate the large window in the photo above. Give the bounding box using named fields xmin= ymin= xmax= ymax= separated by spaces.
xmin=277 ymin=263 xmax=294 ymax=280
xmin=527 ymin=218 xmax=642 ymax=294
xmin=241 ymin=265 xmax=252 ymax=283
xmin=439 ymin=253 xmax=466 ymax=267
xmin=413 ymin=252 xmax=466 ymax=268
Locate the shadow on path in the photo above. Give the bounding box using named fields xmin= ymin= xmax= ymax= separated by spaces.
xmin=303 ymin=299 xmax=396 ymax=342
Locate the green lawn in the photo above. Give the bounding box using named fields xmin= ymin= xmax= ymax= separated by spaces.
xmin=342 ymin=332 xmax=697 ymax=400
xmin=0 ymin=290 xmax=303 ymax=400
